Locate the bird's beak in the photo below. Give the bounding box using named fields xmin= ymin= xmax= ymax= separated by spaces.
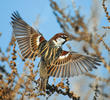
xmin=66 ymin=36 xmax=71 ymax=41
xmin=66 ymin=37 xmax=70 ymax=41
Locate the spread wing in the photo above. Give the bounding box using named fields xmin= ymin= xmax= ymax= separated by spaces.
xmin=11 ymin=11 xmax=46 ymax=59
xmin=48 ymin=50 xmax=101 ymax=77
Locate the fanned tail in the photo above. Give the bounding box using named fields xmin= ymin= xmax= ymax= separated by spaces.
xmin=39 ymin=78 xmax=47 ymax=92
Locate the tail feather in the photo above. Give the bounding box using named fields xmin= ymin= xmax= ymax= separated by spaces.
xmin=39 ymin=78 xmax=47 ymax=92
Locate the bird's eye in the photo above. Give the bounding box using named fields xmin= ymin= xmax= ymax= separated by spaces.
xmin=60 ymin=35 xmax=67 ymax=38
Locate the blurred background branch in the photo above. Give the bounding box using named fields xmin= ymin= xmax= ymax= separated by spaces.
xmin=0 ymin=0 xmax=110 ymax=100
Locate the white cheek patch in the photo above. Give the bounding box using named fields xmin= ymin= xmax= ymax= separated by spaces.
xmin=36 ymin=35 xmax=41 ymax=46
xmin=56 ymin=38 xmax=65 ymax=43
xmin=59 ymin=53 xmax=69 ymax=59
xmin=53 ymin=40 xmax=57 ymax=46
xmin=53 ymin=38 xmax=65 ymax=47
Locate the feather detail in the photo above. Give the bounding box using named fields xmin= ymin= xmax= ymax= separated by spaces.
xmin=11 ymin=11 xmax=46 ymax=59
xmin=48 ymin=50 xmax=101 ymax=77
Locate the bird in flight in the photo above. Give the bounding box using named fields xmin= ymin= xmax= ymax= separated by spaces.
xmin=11 ymin=11 xmax=101 ymax=92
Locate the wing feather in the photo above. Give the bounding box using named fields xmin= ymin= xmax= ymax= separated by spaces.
xmin=11 ymin=11 xmax=46 ymax=59
xmin=48 ymin=50 xmax=101 ymax=77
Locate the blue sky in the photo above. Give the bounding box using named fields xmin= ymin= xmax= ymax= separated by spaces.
xmin=0 ymin=0 xmax=110 ymax=99
xmin=0 ymin=0 xmax=63 ymax=51
xmin=0 ymin=0 xmax=109 ymax=50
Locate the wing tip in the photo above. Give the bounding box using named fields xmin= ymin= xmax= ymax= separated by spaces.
xmin=11 ymin=11 xmax=22 ymax=24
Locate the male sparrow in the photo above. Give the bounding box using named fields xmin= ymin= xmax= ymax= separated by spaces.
xmin=11 ymin=12 xmax=101 ymax=92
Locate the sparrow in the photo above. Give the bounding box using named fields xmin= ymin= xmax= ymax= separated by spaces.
xmin=11 ymin=11 xmax=101 ymax=92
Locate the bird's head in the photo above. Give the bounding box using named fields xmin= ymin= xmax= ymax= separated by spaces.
xmin=50 ymin=33 xmax=71 ymax=47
